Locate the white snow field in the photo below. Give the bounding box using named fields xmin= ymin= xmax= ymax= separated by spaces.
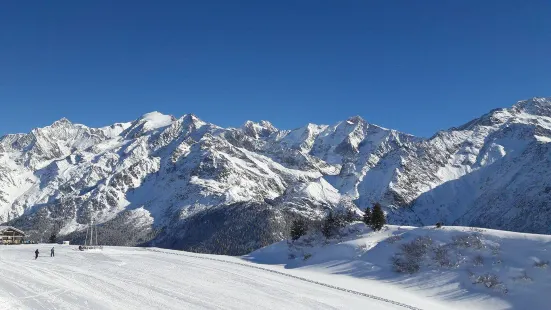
xmin=245 ymin=224 xmax=551 ymax=310
xmin=0 ymin=244 xmax=435 ymax=310
xmin=2 ymin=224 xmax=551 ymax=310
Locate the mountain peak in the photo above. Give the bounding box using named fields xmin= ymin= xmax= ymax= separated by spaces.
xmin=345 ymin=115 xmax=366 ymax=125
xmin=182 ymin=113 xmax=201 ymax=123
xmin=512 ymin=97 xmax=551 ymax=117
xmin=242 ymin=120 xmax=278 ymax=138
xmin=50 ymin=117 xmax=73 ymax=127
xmin=259 ymin=120 xmax=275 ymax=129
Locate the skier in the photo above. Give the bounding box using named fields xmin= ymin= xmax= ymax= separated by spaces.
xmin=35 ymin=249 xmax=39 ymax=260
xmin=51 ymin=247 xmax=55 ymax=257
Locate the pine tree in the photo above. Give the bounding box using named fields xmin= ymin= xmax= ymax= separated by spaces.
xmin=290 ymin=218 xmax=307 ymax=241
xmin=363 ymin=207 xmax=372 ymax=226
xmin=49 ymin=233 xmax=57 ymax=244
xmin=337 ymin=196 xmax=357 ymax=224
xmin=370 ymin=203 xmax=386 ymax=231
xmin=322 ymin=211 xmax=337 ymax=238
xmin=345 ymin=208 xmax=356 ymax=223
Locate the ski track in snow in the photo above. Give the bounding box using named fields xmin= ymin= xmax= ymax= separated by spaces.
xmin=0 ymin=245 xmax=412 ymax=310
xmin=145 ymin=248 xmax=422 ymax=310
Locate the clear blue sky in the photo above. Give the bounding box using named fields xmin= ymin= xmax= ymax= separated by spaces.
xmin=1 ymin=1 xmax=549 ymax=137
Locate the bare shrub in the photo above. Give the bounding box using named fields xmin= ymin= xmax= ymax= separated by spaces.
xmin=303 ymin=253 xmax=312 ymax=261
xmin=391 ymin=254 xmax=420 ymax=274
xmin=392 ymin=236 xmax=433 ymax=273
xmin=288 ymin=253 xmax=296 ymax=260
xmin=452 ymin=233 xmax=483 ymax=249
xmin=433 ymin=245 xmax=454 ymax=267
xmin=400 ymin=236 xmax=433 ymax=258
xmin=513 ymin=270 xmax=533 ymax=283
xmin=489 ymin=245 xmax=500 ymax=255
xmin=468 ymin=227 xmax=484 ymax=233
xmin=472 ymin=255 xmax=484 ymax=266
xmin=471 ymin=273 xmax=507 ymax=293
xmin=534 ymin=260 xmax=549 ymax=269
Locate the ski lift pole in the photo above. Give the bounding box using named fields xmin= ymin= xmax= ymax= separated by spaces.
xmin=90 ymin=219 xmax=94 ymax=246
xmin=84 ymin=225 xmax=89 ymax=246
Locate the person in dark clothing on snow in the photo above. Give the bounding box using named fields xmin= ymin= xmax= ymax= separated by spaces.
xmin=35 ymin=249 xmax=39 ymax=259
xmin=51 ymin=247 xmax=54 ymax=257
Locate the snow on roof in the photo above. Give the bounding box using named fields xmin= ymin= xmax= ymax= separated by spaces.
xmin=0 ymin=226 xmax=25 ymax=235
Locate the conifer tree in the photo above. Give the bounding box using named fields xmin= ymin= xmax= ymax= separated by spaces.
xmin=363 ymin=207 xmax=372 ymax=226
xmin=322 ymin=211 xmax=337 ymax=238
xmin=290 ymin=218 xmax=307 ymax=241
xmin=345 ymin=208 xmax=356 ymax=223
xmin=371 ymin=203 xmax=386 ymax=231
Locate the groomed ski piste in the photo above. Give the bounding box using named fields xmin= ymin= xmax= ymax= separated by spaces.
xmin=1 ymin=225 xmax=550 ymax=309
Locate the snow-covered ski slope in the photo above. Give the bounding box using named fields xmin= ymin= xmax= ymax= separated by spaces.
xmin=2 ymin=224 xmax=550 ymax=310
xmin=0 ymin=245 xmax=442 ymax=310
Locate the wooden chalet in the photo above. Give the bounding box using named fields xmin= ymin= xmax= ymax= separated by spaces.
xmin=0 ymin=226 xmax=25 ymax=244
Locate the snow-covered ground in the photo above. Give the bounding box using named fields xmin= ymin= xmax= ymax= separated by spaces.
xmin=246 ymin=224 xmax=551 ymax=310
xmin=0 ymin=244 xmax=429 ymax=310
xmin=2 ymin=224 xmax=550 ymax=310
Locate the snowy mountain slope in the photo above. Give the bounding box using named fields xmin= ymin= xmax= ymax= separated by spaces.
xmin=1 ymin=97 xmax=551 ymax=253
xmin=408 ymin=98 xmax=551 ymax=231
xmin=247 ymin=224 xmax=551 ymax=310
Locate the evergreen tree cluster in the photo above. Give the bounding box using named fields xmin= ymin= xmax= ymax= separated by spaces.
xmin=363 ymin=207 xmax=372 ymax=225
xmin=321 ymin=211 xmax=339 ymax=238
xmin=290 ymin=218 xmax=308 ymax=241
xmin=363 ymin=202 xmax=386 ymax=231
xmin=321 ymin=209 xmax=357 ymax=239
xmin=49 ymin=232 xmax=57 ymax=243
xmin=289 ymin=200 xmax=387 ymax=241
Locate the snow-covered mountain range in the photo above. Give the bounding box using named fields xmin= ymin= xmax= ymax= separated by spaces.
xmin=1 ymin=97 xmax=551 ymax=253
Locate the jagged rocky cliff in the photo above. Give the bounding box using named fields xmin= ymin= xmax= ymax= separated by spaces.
xmin=1 ymin=97 xmax=551 ymax=254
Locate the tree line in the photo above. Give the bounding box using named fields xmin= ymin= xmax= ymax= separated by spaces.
xmin=290 ymin=202 xmax=387 ymax=241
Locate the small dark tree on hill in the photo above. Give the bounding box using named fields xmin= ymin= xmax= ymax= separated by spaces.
xmin=322 ymin=211 xmax=338 ymax=238
xmin=371 ymin=203 xmax=386 ymax=231
xmin=363 ymin=207 xmax=372 ymax=226
xmin=290 ymin=218 xmax=308 ymax=241
xmin=334 ymin=211 xmax=348 ymax=228
xmin=49 ymin=233 xmax=57 ymax=244
xmin=338 ymin=196 xmax=357 ymax=224
xmin=345 ymin=208 xmax=356 ymax=223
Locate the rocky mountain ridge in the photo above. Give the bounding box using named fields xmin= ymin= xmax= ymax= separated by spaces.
xmin=1 ymin=97 xmax=550 ymax=254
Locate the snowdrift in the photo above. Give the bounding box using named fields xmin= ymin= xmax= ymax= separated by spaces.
xmin=245 ymin=224 xmax=551 ymax=310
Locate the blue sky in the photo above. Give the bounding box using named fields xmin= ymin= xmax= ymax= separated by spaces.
xmin=0 ymin=1 xmax=549 ymax=137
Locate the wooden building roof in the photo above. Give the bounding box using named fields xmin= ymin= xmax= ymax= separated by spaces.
xmin=0 ymin=226 xmax=25 ymax=235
